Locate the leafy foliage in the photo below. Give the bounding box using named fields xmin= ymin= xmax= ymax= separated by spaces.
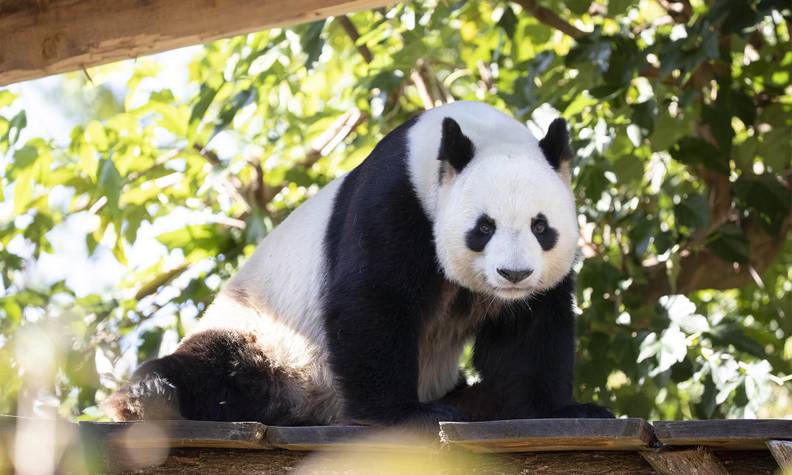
xmin=0 ymin=0 xmax=790 ymax=420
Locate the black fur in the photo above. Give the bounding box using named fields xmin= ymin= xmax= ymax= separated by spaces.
xmin=323 ymin=116 xmax=465 ymax=428
xmin=106 ymin=330 xmax=307 ymax=425
xmin=538 ymin=118 xmax=573 ymax=170
xmin=531 ymin=213 xmax=558 ymax=251
xmin=438 ymin=117 xmax=475 ymax=172
xmin=445 ymin=274 xmax=614 ymax=420
xmin=465 ymin=214 xmax=496 ymax=252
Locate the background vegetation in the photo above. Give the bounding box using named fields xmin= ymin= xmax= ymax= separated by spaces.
xmin=0 ymin=0 xmax=790 ymax=422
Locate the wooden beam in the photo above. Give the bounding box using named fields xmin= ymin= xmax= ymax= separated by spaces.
xmin=0 ymin=0 xmax=393 ymax=86
xmin=641 ymin=448 xmax=728 ymax=475
xmin=440 ymin=418 xmax=657 ymax=453
xmin=653 ymin=420 xmax=792 ymax=449
xmin=768 ymin=440 xmax=792 ymax=470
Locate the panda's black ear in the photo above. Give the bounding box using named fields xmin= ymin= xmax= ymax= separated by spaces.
xmin=438 ymin=117 xmax=475 ymax=172
xmin=539 ymin=118 xmax=573 ymax=171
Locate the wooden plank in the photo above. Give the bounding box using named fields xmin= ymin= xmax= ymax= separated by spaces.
xmin=79 ymin=420 xmax=270 ymax=450
xmin=439 ymin=418 xmax=657 ymax=453
xmin=0 ymin=0 xmax=393 ymax=86
xmin=768 ymin=440 xmax=792 ymax=470
xmin=641 ymin=448 xmax=728 ymax=475
xmin=653 ymin=420 xmax=792 ymax=449
xmin=265 ymin=425 xmax=438 ymax=452
xmin=121 ymin=447 xmax=659 ymax=474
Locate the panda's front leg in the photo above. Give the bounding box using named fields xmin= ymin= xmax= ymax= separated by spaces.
xmin=323 ymin=284 xmax=466 ymax=429
xmin=462 ymin=274 xmax=614 ymax=420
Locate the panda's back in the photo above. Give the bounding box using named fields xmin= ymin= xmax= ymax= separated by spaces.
xmin=214 ymin=178 xmax=343 ymax=342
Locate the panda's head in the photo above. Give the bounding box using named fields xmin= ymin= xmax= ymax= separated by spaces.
xmin=430 ymin=111 xmax=577 ymax=301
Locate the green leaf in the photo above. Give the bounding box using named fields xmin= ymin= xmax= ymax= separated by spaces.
xmin=706 ymin=323 xmax=766 ymax=358
xmin=96 ymin=158 xmax=123 ymax=215
xmin=138 ymin=328 xmax=165 ymax=361
xmin=589 ymin=83 xmax=624 ymax=99
xmin=650 ymin=107 xmax=689 ymax=152
xmin=299 ymin=20 xmax=327 ymax=70
xmin=212 ymin=88 xmax=258 ymax=140
xmin=0 ymin=90 xmax=17 ymax=108
xmin=7 ymin=110 xmax=26 ymax=146
xmin=243 ymin=209 xmax=273 ymax=245
xmin=12 ymin=146 xmax=39 ymax=214
xmin=608 ymin=0 xmax=635 ymax=16
xmin=157 ymin=224 xmax=234 ymax=261
xmin=567 ymin=37 xmax=612 ymax=73
xmin=189 ymin=84 xmax=219 ymax=133
xmin=674 ymin=193 xmax=709 ymax=230
xmin=733 ymin=174 xmax=791 ymax=234
xmin=670 ymin=137 xmax=728 ymax=174
xmin=497 ymin=5 xmax=518 ymax=38
xmin=631 ymin=99 xmax=656 ymax=132
xmin=706 ymin=224 xmax=750 ymax=264
xmin=565 ymin=0 xmax=591 ymax=15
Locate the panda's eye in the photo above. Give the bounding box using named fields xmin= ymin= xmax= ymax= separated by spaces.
xmin=531 ymin=217 xmax=547 ymax=235
xmin=478 ymin=221 xmax=495 ymax=235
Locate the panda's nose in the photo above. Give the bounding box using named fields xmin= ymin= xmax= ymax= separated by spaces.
xmin=497 ymin=268 xmax=534 ymax=283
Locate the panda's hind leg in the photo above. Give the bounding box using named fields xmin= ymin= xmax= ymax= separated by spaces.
xmin=104 ymin=329 xmax=296 ymax=424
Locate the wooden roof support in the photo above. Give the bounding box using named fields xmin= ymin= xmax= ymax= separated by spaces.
xmin=641 ymin=448 xmax=728 ymax=475
xmin=768 ymin=440 xmax=792 ymax=471
xmin=0 ymin=0 xmax=392 ymax=86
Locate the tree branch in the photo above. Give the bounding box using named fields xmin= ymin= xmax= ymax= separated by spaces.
xmin=630 ymin=209 xmax=792 ymax=302
xmin=134 ymin=264 xmax=190 ymax=301
xmin=261 ymin=108 xmax=367 ymax=203
xmin=336 ymin=15 xmax=373 ymax=64
xmin=511 ymin=0 xmax=585 ymax=39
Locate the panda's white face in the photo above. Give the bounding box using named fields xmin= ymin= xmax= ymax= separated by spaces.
xmin=434 ymin=155 xmax=578 ymax=301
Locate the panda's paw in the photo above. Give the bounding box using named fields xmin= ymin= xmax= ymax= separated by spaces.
xmin=552 ymin=402 xmax=615 ymax=419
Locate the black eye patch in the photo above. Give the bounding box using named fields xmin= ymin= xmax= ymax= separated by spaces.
xmin=466 ymin=214 xmax=496 ymax=252
xmin=532 ymin=213 xmax=558 ymax=251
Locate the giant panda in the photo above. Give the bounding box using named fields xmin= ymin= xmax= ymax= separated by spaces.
xmin=105 ymin=101 xmax=613 ymax=428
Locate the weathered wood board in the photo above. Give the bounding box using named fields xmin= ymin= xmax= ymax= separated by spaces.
xmin=266 ymin=425 xmax=437 ymax=452
xmin=653 ymin=420 xmax=792 ymax=449
xmin=440 ymin=418 xmax=657 ymax=453
xmin=79 ymin=420 xmax=270 ymax=449
xmin=0 ymin=0 xmax=393 ymax=86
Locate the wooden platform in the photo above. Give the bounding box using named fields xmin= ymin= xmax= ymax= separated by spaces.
xmin=2 ymin=416 xmax=791 ymax=473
